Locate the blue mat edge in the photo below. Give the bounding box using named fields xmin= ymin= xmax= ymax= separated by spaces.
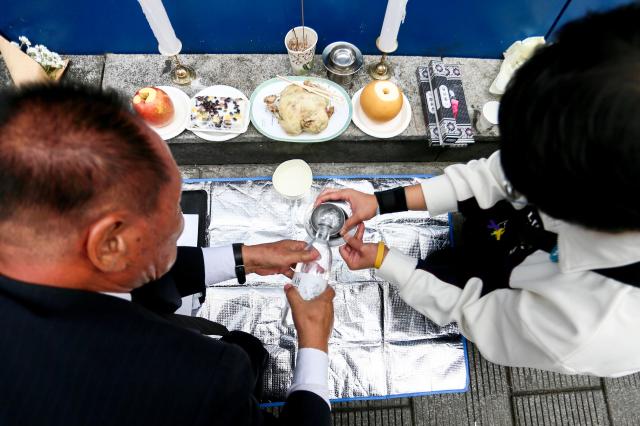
xmin=183 ymin=174 xmax=471 ymax=406
xmin=262 ymin=338 xmax=470 ymax=408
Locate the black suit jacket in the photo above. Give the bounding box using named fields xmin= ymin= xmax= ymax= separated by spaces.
xmin=0 ymin=247 xmax=330 ymax=426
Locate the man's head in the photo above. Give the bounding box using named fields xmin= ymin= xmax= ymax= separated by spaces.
xmin=0 ymin=84 xmax=184 ymax=291
xmin=500 ymin=4 xmax=640 ymax=232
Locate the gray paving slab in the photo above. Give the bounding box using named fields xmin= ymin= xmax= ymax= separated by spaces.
xmin=178 ymin=166 xmax=201 ymax=179
xmin=0 ymin=57 xmax=11 ymax=88
xmin=0 ymin=54 xmax=104 ymax=88
xmin=512 ymin=390 xmax=609 ymax=426
xmin=412 ymin=343 xmax=512 ymax=425
xmin=61 ymin=55 xmax=105 ymax=87
xmin=195 ymin=162 xmax=451 ymax=179
xmin=442 ymin=57 xmax=502 ymax=139
xmin=264 ymin=398 xmax=414 ymax=424
xmin=332 ymin=399 xmax=413 ymax=426
xmin=332 ymin=409 xmax=413 ymax=426
xmin=603 ymin=373 xmax=640 ymax=426
xmin=510 ymin=368 xmax=601 ymax=393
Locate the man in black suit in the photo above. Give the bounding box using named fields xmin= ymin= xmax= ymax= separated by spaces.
xmin=0 ymin=84 xmax=334 ymax=425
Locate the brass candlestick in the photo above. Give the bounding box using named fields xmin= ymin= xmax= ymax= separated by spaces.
xmin=368 ymin=37 xmax=397 ymax=80
xmin=170 ymin=55 xmax=196 ymax=85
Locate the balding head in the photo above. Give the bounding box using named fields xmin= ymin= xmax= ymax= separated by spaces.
xmin=0 ymin=84 xmax=171 ymax=228
xmin=0 ymin=84 xmax=184 ymax=292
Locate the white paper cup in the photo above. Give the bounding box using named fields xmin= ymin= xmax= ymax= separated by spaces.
xmin=272 ymin=159 xmax=313 ymax=200
xmin=475 ymin=101 xmax=500 ymax=133
xmin=284 ymin=26 xmax=318 ymax=75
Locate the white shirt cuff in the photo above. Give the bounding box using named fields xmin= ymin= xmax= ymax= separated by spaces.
xmin=420 ymin=175 xmax=459 ymax=216
xmin=201 ymin=245 xmax=236 ymax=286
xmin=288 ymin=348 xmax=330 ymax=408
xmin=377 ymin=248 xmax=419 ymax=289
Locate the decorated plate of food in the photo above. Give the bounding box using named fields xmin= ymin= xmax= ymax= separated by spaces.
xmin=250 ymin=76 xmax=352 ymax=143
xmin=188 ymin=85 xmax=250 ymax=141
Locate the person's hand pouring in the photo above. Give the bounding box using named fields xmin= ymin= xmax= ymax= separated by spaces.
xmin=314 ymin=189 xmax=379 ymax=234
xmin=243 ymin=240 xmax=319 ymax=279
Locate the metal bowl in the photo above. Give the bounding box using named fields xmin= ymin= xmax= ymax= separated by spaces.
xmin=304 ymin=201 xmax=356 ymax=247
xmin=310 ymin=203 xmax=345 ymax=238
xmin=322 ymin=41 xmax=363 ymax=88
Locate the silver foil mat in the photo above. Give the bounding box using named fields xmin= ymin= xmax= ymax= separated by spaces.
xmin=184 ymin=176 xmax=468 ymax=402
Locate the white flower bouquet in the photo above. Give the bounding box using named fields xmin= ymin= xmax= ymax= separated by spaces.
xmin=0 ymin=34 xmax=69 ymax=86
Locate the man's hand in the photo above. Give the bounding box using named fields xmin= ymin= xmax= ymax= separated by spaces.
xmin=242 ymin=240 xmax=319 ymax=279
xmin=285 ymin=284 xmax=335 ymax=353
xmin=314 ymin=188 xmax=378 ymax=233
xmin=339 ymin=223 xmax=388 ymax=270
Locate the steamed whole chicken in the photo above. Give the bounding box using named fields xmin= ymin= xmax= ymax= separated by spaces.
xmin=264 ymin=81 xmax=335 ymax=136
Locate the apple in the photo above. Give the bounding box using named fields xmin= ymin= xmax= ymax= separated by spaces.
xmin=359 ymin=80 xmax=403 ymax=122
xmin=132 ymin=87 xmax=175 ymax=127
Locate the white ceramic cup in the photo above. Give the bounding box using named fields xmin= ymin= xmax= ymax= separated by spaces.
xmin=284 ymin=26 xmax=318 ymax=75
xmin=475 ymin=101 xmax=500 ymax=133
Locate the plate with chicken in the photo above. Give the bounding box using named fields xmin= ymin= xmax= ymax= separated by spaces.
xmin=250 ymin=76 xmax=352 ymax=143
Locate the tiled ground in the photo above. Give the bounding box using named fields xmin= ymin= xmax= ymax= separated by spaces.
xmin=265 ymin=341 xmax=638 ymax=425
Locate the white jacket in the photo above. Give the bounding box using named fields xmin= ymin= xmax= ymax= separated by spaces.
xmin=378 ymin=151 xmax=640 ymax=377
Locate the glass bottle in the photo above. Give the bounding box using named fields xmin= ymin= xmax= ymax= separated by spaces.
xmin=292 ymin=223 xmax=333 ymax=300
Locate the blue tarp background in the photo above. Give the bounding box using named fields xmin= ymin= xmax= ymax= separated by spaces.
xmin=0 ymin=0 xmax=631 ymax=58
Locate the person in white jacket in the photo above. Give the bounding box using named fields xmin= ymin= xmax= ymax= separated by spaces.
xmin=315 ymin=4 xmax=640 ymax=377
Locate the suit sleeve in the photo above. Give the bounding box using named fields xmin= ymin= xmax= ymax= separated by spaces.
xmin=131 ymin=246 xmax=206 ymax=313
xmin=278 ymin=391 xmax=331 ymax=426
xmin=194 ymin=343 xmax=331 ymax=426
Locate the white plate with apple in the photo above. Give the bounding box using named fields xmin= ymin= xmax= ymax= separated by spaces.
xmin=189 ymin=85 xmax=250 ymax=142
xmin=351 ymin=82 xmax=412 ymax=139
xmin=132 ymin=86 xmax=190 ymax=141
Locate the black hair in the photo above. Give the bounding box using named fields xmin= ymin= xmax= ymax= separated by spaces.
xmin=499 ymin=3 xmax=640 ymax=232
xmin=0 ymin=83 xmax=171 ymax=223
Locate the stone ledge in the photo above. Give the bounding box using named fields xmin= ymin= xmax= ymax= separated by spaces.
xmin=512 ymin=390 xmax=609 ymax=425
xmin=1 ymin=53 xmax=502 ymax=164
xmin=510 ymin=367 xmax=601 ymax=393
xmin=99 ymin=53 xmax=501 ymax=164
xmin=0 ymin=54 xmax=105 ymax=88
